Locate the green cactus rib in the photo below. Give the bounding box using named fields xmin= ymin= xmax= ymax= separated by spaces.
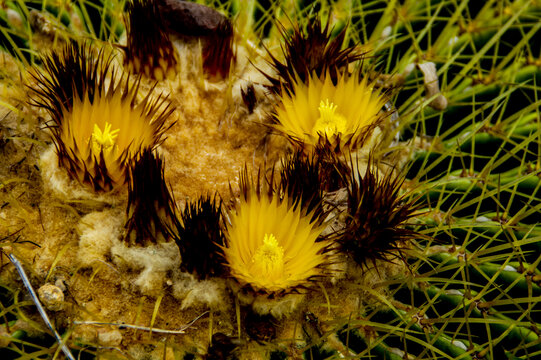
xmin=338 ymin=310 xmax=477 ymax=359
xmin=414 ymin=215 xmax=541 ymax=267
xmin=425 ymin=251 xmax=541 ymax=298
xmin=23 ymin=0 xmax=72 ymax=27
xmin=74 ymin=0 xmax=124 ymax=40
xmin=406 ymin=73 xmax=540 ymax=182
xmin=432 ymin=110 xmax=537 ymax=156
xmin=302 ymin=345 xmax=338 ymax=360
xmin=337 ymin=324 xmax=407 ymax=360
xmin=420 ymin=168 xmax=541 ymax=200
xmin=0 ymin=7 xmax=30 ymax=63
xmin=415 ymin=169 xmax=541 ymax=226
xmin=391 ymin=283 xmax=541 ymax=355
xmin=394 ymin=278 xmax=541 ymax=325
xmin=361 ymin=1 xmax=539 ymax=77
xmin=402 ymin=63 xmax=539 ymax=130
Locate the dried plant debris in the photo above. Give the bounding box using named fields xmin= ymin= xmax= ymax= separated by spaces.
xmin=158 ymin=0 xmax=228 ymax=36
xmin=158 ymin=0 xmax=234 ymax=79
xmin=205 ymin=332 xmax=238 ymax=360
xmin=123 ymin=0 xmax=179 ymax=80
xmin=417 ymin=62 xmax=448 ymax=110
xmin=262 ymin=16 xmax=363 ymax=96
xmin=244 ymin=311 xmax=277 ymax=342
xmin=173 ymin=194 xmax=226 ymax=279
xmin=338 ymin=161 xmax=423 ymax=270
xmin=241 ymin=83 xmax=257 ymax=113
xmin=124 ymin=148 xmax=180 ymax=246
xmin=277 ymin=148 xmax=347 ymax=223
xmin=277 ymin=151 xmax=326 ymax=222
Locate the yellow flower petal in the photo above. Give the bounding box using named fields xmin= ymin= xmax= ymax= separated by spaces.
xmin=223 ymin=193 xmax=328 ymax=293
xmin=274 ymin=72 xmax=388 ymax=150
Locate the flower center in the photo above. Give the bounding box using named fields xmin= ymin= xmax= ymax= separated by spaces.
xmin=313 ymin=99 xmax=347 ymax=138
xmin=252 ymin=233 xmax=284 ymax=280
xmin=91 ymin=122 xmax=119 ymax=155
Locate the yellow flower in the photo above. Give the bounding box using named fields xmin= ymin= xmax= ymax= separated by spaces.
xmin=273 ymin=72 xmax=388 ymax=150
xmin=30 ymin=43 xmax=174 ymax=191
xmin=60 ymin=86 xmax=171 ymax=188
xmin=223 ymin=192 xmax=329 ymax=293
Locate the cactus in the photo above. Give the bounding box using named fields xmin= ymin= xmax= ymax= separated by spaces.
xmin=0 ymin=0 xmax=540 ymax=359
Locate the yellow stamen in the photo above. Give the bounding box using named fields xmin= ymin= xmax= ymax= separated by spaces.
xmin=252 ymin=233 xmax=284 ymax=280
xmin=313 ymin=99 xmax=347 ymax=138
xmin=91 ymin=122 xmax=119 ymax=155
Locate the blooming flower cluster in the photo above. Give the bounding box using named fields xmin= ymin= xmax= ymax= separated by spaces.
xmin=28 ymin=10 xmax=414 ymax=298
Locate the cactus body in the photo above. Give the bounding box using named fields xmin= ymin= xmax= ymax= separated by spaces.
xmin=0 ymin=0 xmax=539 ymax=359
